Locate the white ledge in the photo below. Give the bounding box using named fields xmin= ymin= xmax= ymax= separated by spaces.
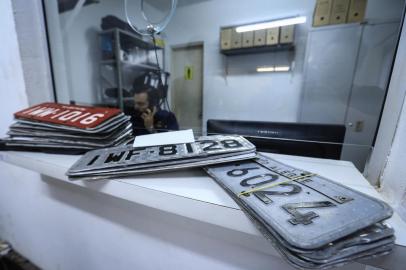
xmin=1 ymin=150 xmax=406 ymax=269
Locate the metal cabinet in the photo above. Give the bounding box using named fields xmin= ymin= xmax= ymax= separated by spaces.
xmin=300 ymin=23 xmax=399 ymax=171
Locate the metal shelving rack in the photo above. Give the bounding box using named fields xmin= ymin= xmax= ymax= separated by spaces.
xmin=99 ymin=28 xmax=165 ymax=110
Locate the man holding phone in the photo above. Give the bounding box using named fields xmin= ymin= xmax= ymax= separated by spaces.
xmin=131 ymin=87 xmax=179 ymax=136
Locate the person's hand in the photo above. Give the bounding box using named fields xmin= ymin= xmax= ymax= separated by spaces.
xmin=141 ymin=107 xmax=157 ymax=132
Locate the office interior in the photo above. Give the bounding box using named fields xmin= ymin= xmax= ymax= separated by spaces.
xmin=1 ymin=0 xmax=406 ymax=269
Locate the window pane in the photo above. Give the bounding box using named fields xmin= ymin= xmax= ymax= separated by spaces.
xmin=43 ymin=0 xmax=406 ymax=171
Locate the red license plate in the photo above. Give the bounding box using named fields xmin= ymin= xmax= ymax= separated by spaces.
xmin=14 ymin=103 xmax=122 ymax=129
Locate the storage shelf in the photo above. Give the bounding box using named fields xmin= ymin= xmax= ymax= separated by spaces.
xmin=100 ymin=59 xmax=160 ymax=71
xmin=100 ymin=28 xmax=163 ymax=50
xmin=221 ymin=43 xmax=294 ymax=56
xmin=99 ymin=28 xmax=166 ymax=110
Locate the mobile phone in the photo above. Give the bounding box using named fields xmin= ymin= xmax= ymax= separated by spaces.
xmin=148 ymin=105 xmax=156 ymax=113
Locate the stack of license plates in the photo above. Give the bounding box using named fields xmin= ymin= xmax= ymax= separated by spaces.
xmin=67 ymin=135 xmax=256 ymax=180
xmin=205 ymin=154 xmax=395 ymax=269
xmin=1 ymin=102 xmax=133 ymax=154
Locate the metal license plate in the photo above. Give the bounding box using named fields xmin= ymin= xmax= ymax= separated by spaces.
xmin=282 ymin=222 xmax=394 ymax=256
xmin=8 ymin=128 xmax=133 ymax=148
xmin=68 ymin=135 xmax=255 ymax=174
xmin=211 ymin=178 xmax=394 ymax=269
xmin=8 ymin=125 xmax=133 ymax=147
xmin=245 ymin=199 xmax=394 ymax=259
xmin=14 ymin=102 xmax=122 ymax=129
xmin=8 ymin=123 xmax=133 ymax=141
xmin=69 ymin=152 xmax=257 ymax=181
xmin=285 ymin=243 xmax=393 ymax=269
xmin=299 ymin=236 xmax=395 ymax=264
xmin=4 ymin=129 xmax=132 ymax=149
xmin=299 ymin=222 xmax=394 ymax=256
xmin=68 ymin=150 xmax=255 ymax=176
xmin=10 ymin=122 xmax=57 ymax=131
xmin=15 ymin=114 xmax=130 ymax=134
xmin=205 ymin=154 xmax=393 ymax=250
xmin=4 ymin=140 xmax=93 ymax=150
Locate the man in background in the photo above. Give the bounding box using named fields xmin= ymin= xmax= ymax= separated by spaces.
xmin=131 ymin=87 xmax=179 ymax=136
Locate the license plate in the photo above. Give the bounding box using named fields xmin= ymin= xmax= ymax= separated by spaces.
xmin=15 ymin=114 xmax=130 ymax=134
xmin=14 ymin=102 xmax=122 ymax=129
xmin=8 ymin=123 xmax=132 ymax=141
xmin=68 ymin=135 xmax=256 ymax=174
xmin=7 ymin=128 xmax=133 ymax=148
xmin=205 ymin=154 xmax=393 ymax=250
xmin=68 ymin=153 xmax=257 ymax=181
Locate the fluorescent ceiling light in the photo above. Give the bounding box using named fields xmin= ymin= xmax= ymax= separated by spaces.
xmin=274 ymin=66 xmax=290 ymax=72
xmin=257 ymin=66 xmax=275 ymax=72
xmin=257 ymin=66 xmax=290 ymax=73
xmin=236 ymin=16 xmax=306 ymax=33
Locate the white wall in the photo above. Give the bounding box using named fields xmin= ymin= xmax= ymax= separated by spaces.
xmin=366 ymin=11 xmax=406 ymax=186
xmin=0 ymin=0 xmax=28 ymax=137
xmin=0 ymin=4 xmax=298 ymax=269
xmin=49 ymin=0 xmax=162 ymax=105
xmin=163 ymin=0 xmax=404 ymax=132
xmin=164 ymin=0 xmax=315 ymax=131
xmin=59 ymin=0 xmax=125 ymax=104
xmin=376 ymin=17 xmax=406 ymax=220
xmin=380 ymin=93 xmax=406 ymax=220
xmin=43 ymin=0 xmax=72 ymax=103
xmin=50 ymin=0 xmax=403 ymax=136
xmin=12 ymin=0 xmax=54 ymax=106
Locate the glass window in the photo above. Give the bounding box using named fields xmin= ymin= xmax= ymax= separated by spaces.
xmin=43 ymin=0 xmax=406 ymax=171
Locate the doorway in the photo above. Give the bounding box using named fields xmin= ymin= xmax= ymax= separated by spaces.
xmin=170 ymin=43 xmax=203 ymax=135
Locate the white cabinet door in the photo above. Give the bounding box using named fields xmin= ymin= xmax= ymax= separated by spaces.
xmin=341 ymin=23 xmax=399 ymax=171
xmin=300 ymin=23 xmax=399 ymax=171
xmin=299 ymin=25 xmax=362 ymax=125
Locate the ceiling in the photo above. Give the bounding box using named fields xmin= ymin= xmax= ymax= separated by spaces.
xmin=57 ymin=0 xmax=210 ymax=14
xmin=146 ymin=0 xmax=212 ymax=11
xmin=58 ymin=0 xmax=99 ymax=13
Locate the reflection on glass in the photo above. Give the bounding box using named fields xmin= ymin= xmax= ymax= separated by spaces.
xmin=131 ymin=86 xmax=179 ymax=136
xmin=43 ymin=0 xmax=405 ymax=172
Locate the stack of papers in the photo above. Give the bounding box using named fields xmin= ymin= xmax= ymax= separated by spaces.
xmin=1 ymin=102 xmax=133 ymax=154
xmin=66 ymin=135 xmax=256 ymax=180
xmin=205 ymin=154 xmax=395 ymax=269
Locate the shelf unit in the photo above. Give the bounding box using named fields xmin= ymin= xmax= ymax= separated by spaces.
xmin=221 ymin=43 xmax=295 ymax=56
xmin=99 ymin=28 xmax=165 ymax=110
xmin=219 ymin=24 xmax=296 ymax=76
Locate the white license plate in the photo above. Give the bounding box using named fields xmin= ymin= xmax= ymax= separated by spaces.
xmin=68 ymin=135 xmax=255 ymax=174
xmin=205 ymin=154 xmax=393 ymax=250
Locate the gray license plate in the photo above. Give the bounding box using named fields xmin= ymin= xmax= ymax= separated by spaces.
xmin=67 ymin=135 xmax=256 ymax=174
xmin=205 ymin=154 xmax=393 ymax=250
xmin=69 ymin=152 xmax=257 ymax=181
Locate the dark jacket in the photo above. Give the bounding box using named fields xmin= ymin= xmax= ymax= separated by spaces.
xmin=131 ymin=109 xmax=179 ymax=136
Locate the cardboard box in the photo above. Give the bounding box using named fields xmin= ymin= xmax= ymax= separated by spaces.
xmin=266 ymin=27 xmax=280 ymax=46
xmin=279 ymin=25 xmax=295 ymax=44
xmin=242 ymin=31 xmax=254 ymax=48
xmin=331 ymin=0 xmax=350 ymax=24
xmin=254 ymin=29 xmax=266 ymax=46
xmin=220 ymin=28 xmax=232 ymax=50
xmin=347 ymin=0 xmax=367 ymax=23
xmin=231 ymin=28 xmax=242 ymax=49
xmin=313 ymin=0 xmax=333 ymax=26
